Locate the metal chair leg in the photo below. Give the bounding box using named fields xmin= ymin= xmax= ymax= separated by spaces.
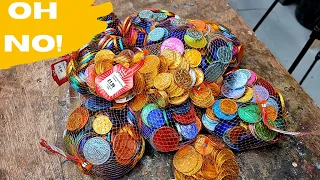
xmin=300 ymin=51 xmax=320 ymax=85
xmin=288 ymin=37 xmax=315 ymax=74
xmin=288 ymin=24 xmax=320 ymax=74
xmin=253 ymin=0 xmax=280 ymax=32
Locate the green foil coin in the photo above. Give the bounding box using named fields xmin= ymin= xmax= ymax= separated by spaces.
xmin=238 ymin=104 xmax=262 ymax=123
xmin=254 ymin=119 xmax=277 ymax=141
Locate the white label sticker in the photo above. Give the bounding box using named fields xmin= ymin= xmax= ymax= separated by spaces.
xmin=99 ymin=72 xmax=126 ymax=96
xmin=54 ymin=61 xmax=67 ymax=80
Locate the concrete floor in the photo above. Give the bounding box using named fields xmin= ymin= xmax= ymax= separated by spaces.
xmin=228 ymin=0 xmax=320 ymax=106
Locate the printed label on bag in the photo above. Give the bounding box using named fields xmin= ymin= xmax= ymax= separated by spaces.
xmin=51 ymin=57 xmax=70 ymax=86
xmin=54 ymin=61 xmax=67 ymax=80
xmin=99 ymin=72 xmax=126 ymax=96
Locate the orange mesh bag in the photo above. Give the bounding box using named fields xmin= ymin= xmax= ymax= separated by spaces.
xmin=41 ymin=97 xmax=144 ymax=179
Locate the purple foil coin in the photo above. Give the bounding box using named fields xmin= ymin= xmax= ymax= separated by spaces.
xmin=251 ymin=85 xmax=270 ymax=102
xmin=221 ymin=85 xmax=246 ymax=99
xmin=160 ymin=38 xmax=184 ymax=55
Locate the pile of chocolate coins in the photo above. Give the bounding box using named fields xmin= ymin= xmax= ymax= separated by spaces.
xmin=138 ymin=101 xmax=202 ymax=152
xmin=63 ymin=9 xmax=244 ymax=105
xmin=63 ymin=98 xmax=144 ymax=179
xmin=173 ymin=135 xmax=239 ymax=180
xmin=48 ymin=8 xmax=249 ymax=178
xmin=202 ymin=69 xmax=288 ymax=151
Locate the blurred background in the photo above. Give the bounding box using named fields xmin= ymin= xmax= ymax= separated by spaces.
xmin=228 ymin=0 xmax=320 ymax=106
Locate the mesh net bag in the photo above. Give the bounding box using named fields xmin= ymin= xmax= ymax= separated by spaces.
xmin=61 ymin=9 xmax=244 ymax=99
xmin=201 ymin=69 xmax=292 ymax=151
xmin=42 ymin=97 xmax=145 ymax=179
xmin=173 ymin=134 xmax=239 ymax=180
xmin=46 ymin=8 xmax=246 ymax=177
xmin=52 ymin=9 xmax=245 ymax=153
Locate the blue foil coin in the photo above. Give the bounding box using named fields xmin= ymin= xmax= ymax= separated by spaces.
xmin=148 ymin=28 xmax=165 ymax=42
xmin=83 ymin=137 xmax=111 ymax=165
xmin=127 ymin=109 xmax=137 ymax=125
xmin=200 ymin=56 xmax=208 ymax=71
xmin=267 ymin=96 xmax=280 ymax=112
xmin=213 ymin=122 xmax=232 ymax=137
xmin=209 ymin=38 xmax=228 ymax=55
xmin=170 ymin=100 xmax=191 ymax=114
xmin=156 ymin=13 xmax=167 ymax=22
xmin=221 ymin=85 xmax=246 ymax=99
xmin=83 ymin=96 xmax=111 ymax=112
xmin=215 ymin=46 xmax=232 ymax=64
xmin=179 ymin=123 xmax=198 ymax=140
xmin=147 ymin=109 xmax=165 ymax=128
xmin=140 ymin=122 xmax=155 ymax=139
xmin=213 ymin=100 xmax=238 ymax=121
xmin=169 ymin=27 xmax=186 ymax=41
xmin=141 ymin=104 xmax=159 ymax=127
xmin=163 ymin=110 xmax=174 ymax=125
xmin=138 ymin=10 xmax=154 ymax=19
xmin=218 ymin=24 xmax=230 ymax=33
xmin=204 ymin=61 xmax=226 ymax=82
xmin=202 ymin=114 xmax=218 ymax=132
xmin=236 ymin=69 xmax=251 ymax=80
xmin=223 ymin=71 xmax=248 ymax=89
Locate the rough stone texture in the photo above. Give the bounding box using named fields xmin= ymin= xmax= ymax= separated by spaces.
xmin=0 ymin=0 xmax=319 ymax=179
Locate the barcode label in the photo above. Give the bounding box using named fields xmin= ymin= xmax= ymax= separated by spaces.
xmin=53 ymin=61 xmax=67 ymax=80
xmin=99 ymin=72 xmax=126 ymax=96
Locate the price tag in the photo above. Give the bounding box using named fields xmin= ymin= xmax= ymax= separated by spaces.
xmin=51 ymin=56 xmax=71 ymax=86
xmin=54 ymin=61 xmax=67 ymax=80
xmin=99 ymin=72 xmax=126 ymax=96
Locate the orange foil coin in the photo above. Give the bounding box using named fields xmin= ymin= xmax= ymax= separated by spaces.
xmin=266 ymin=105 xmax=278 ymax=121
xmin=129 ymin=93 xmax=148 ymax=112
xmin=228 ymin=126 xmax=247 ymax=144
xmin=206 ymin=81 xmax=221 ymax=97
xmin=190 ymin=20 xmax=207 ymax=32
xmin=132 ymin=72 xmax=145 ymax=94
xmin=113 ymin=132 xmax=137 ymax=160
xmin=219 ymin=99 xmax=238 ymax=115
xmin=66 ymin=107 xmax=89 ymax=131
xmin=173 ymin=145 xmax=199 ymax=173
xmin=194 ymin=135 xmax=214 ymax=155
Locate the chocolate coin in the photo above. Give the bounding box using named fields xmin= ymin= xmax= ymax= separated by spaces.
xmin=83 ymin=137 xmax=111 ymax=165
